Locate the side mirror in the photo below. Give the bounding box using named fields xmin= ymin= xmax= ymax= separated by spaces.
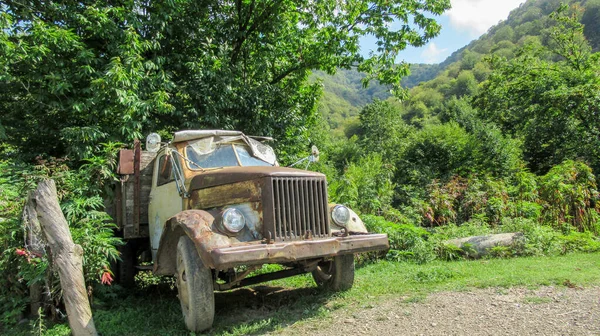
xmin=310 ymin=145 xmax=320 ymax=163
xmin=289 ymin=145 xmax=321 ymax=169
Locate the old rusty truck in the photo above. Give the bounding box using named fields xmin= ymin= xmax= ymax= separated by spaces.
xmin=109 ymin=130 xmax=389 ymax=332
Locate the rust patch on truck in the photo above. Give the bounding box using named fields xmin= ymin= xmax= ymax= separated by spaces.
xmin=154 ymin=210 xmax=217 ymax=274
xmin=188 ymin=180 xmax=262 ymax=210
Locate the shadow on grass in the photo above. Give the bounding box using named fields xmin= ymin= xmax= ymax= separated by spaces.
xmin=91 ymin=280 xmax=338 ymax=336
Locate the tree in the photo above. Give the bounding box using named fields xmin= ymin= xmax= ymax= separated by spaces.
xmin=0 ymin=0 xmax=450 ymax=160
xmin=474 ymin=5 xmax=600 ymax=174
xmin=357 ymin=100 xmax=413 ymax=163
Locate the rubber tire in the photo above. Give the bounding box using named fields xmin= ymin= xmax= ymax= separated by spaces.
xmin=176 ymin=236 xmax=215 ymax=332
xmin=312 ymin=254 xmax=355 ymax=291
xmin=116 ymin=240 xmax=137 ymax=288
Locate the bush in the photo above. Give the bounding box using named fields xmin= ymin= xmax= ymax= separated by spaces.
xmin=559 ymin=231 xmax=600 ymax=254
xmin=421 ymin=174 xmax=512 ymax=227
xmin=362 ymin=215 xmax=435 ymax=264
xmin=539 ymin=160 xmax=600 ymax=233
xmin=0 ymin=145 xmax=122 ymax=324
xmin=329 ymin=154 xmax=395 ymax=214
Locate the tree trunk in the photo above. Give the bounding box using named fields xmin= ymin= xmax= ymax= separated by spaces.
xmin=445 ymin=232 xmax=524 ymax=258
xmin=23 ymin=191 xmax=44 ymax=316
xmin=27 ymin=179 xmax=98 ymax=336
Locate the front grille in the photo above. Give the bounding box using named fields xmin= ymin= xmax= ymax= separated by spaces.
xmin=271 ymin=177 xmax=330 ymax=240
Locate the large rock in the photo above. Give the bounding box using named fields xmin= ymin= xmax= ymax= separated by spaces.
xmin=445 ymin=232 xmax=523 ymax=258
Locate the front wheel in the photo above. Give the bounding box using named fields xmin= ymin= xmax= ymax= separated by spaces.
xmin=312 ymin=254 xmax=355 ymax=291
xmin=176 ymin=236 xmax=215 ymax=332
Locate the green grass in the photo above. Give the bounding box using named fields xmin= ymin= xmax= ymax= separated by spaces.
xmin=4 ymin=252 xmax=600 ymax=336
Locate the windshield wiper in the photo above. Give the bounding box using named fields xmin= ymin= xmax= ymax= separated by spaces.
xmin=169 ymin=147 xmax=205 ymax=172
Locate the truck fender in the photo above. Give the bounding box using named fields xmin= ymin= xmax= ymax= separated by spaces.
xmin=154 ymin=210 xmax=227 ymax=275
xmin=346 ymin=208 xmax=368 ymax=233
xmin=329 ymin=205 xmax=368 ymax=234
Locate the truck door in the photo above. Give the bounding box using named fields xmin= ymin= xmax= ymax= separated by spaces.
xmin=148 ymin=150 xmax=183 ymax=261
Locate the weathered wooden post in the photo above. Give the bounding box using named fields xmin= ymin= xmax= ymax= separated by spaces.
xmin=26 ymin=179 xmax=98 ymax=336
xmin=22 ymin=193 xmax=44 ymax=316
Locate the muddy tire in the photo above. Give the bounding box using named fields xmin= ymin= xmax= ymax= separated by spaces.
xmin=176 ymin=236 xmax=214 ymax=332
xmin=116 ymin=240 xmax=137 ymax=288
xmin=312 ymin=254 xmax=355 ymax=291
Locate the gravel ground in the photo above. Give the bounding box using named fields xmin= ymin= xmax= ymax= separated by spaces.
xmin=277 ymin=286 xmax=600 ymax=336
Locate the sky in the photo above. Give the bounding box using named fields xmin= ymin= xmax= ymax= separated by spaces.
xmin=360 ymin=0 xmax=526 ymax=64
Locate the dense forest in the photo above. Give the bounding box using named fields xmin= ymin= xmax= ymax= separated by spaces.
xmin=1 ymin=0 xmax=600 ymax=330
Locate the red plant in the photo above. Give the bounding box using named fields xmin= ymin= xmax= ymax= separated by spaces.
xmin=100 ymin=268 xmax=114 ymax=285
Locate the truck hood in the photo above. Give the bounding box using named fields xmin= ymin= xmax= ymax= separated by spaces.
xmin=188 ymin=166 xmax=325 ymax=190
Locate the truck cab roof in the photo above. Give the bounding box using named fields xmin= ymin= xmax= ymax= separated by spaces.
xmin=172 ymin=130 xmax=273 ymax=143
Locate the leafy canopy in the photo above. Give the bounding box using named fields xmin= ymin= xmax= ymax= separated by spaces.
xmin=0 ymin=0 xmax=450 ymax=160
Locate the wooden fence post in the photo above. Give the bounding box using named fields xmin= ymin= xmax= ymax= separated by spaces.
xmin=26 ymin=179 xmax=98 ymax=336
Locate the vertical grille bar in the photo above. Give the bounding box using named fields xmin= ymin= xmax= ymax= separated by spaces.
xmin=284 ymin=178 xmax=290 ymax=239
xmin=279 ymin=178 xmax=286 ymax=239
xmin=319 ymin=180 xmax=328 ymax=236
xmin=272 ymin=178 xmax=279 ymax=239
xmin=312 ymin=179 xmax=321 ymax=236
xmin=289 ymin=179 xmax=300 ymax=238
xmin=308 ymin=179 xmax=315 ymax=235
xmin=294 ymin=179 xmax=301 ymax=237
xmin=300 ymin=179 xmax=307 ymax=236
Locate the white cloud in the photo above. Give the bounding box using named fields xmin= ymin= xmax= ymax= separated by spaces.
xmin=420 ymin=43 xmax=448 ymax=64
xmin=446 ymin=0 xmax=525 ymax=36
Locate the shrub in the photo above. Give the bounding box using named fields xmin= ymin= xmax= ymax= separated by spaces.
xmin=0 ymin=144 xmax=122 ymax=324
xmin=539 ymin=160 xmax=599 ymax=232
xmin=330 ymin=154 xmax=395 ymax=214
xmin=362 ymin=215 xmax=435 ymax=264
xmin=434 ymin=243 xmax=464 ymax=261
xmin=558 ymin=231 xmax=600 ymax=254
xmin=421 ymin=174 xmax=512 ymax=227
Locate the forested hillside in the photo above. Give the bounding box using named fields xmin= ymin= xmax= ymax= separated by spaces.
xmin=319 ymin=0 xmax=600 ymax=133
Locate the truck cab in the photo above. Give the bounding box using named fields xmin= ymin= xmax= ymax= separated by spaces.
xmin=113 ymin=130 xmax=389 ymax=332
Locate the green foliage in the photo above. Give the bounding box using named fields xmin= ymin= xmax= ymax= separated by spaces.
xmin=329 ymin=154 xmax=395 ymax=214
xmin=475 ymin=6 xmax=600 ymax=175
xmin=30 ymin=307 xmax=46 ymax=336
xmin=488 ymin=245 xmax=514 ymax=259
xmin=559 ymin=231 xmax=600 ymax=253
xmin=357 ymin=100 xmax=414 ymax=162
xmin=399 ymin=122 xmax=475 ymax=188
xmin=362 ymin=215 xmax=435 ymax=264
xmin=539 ymin=160 xmax=600 ymax=232
xmin=0 ymin=0 xmax=451 ymax=161
xmin=0 ymin=145 xmax=122 ymax=324
xmin=434 ymin=243 xmax=464 ymax=261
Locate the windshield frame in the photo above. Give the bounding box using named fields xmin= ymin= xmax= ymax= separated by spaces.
xmin=184 ymin=142 xmax=274 ymax=171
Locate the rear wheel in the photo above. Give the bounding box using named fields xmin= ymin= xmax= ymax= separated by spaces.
xmin=312 ymin=254 xmax=355 ymax=291
xmin=115 ymin=239 xmax=138 ymax=288
xmin=176 ymin=236 xmax=215 ymax=332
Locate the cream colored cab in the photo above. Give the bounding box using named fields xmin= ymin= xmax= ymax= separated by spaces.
xmin=148 ymin=147 xmax=184 ymax=260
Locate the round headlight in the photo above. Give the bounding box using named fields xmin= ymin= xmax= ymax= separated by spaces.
xmin=331 ymin=205 xmax=350 ymax=227
xmin=222 ymin=208 xmax=246 ymax=233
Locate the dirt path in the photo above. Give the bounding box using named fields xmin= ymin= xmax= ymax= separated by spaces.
xmin=276 ymin=286 xmax=600 ymax=335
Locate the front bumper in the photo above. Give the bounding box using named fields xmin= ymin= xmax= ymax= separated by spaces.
xmin=209 ymin=233 xmax=389 ymax=269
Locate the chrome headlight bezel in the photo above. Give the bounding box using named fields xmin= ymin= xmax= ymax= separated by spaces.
xmin=221 ymin=208 xmax=246 ymax=234
xmin=331 ymin=205 xmax=351 ymax=227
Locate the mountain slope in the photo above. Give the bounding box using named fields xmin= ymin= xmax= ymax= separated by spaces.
xmin=316 ymin=0 xmax=600 ymax=134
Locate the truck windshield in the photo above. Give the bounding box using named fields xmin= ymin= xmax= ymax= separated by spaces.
xmin=186 ymin=144 xmax=273 ymax=169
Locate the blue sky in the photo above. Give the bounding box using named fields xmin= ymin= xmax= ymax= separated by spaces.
xmin=360 ymin=0 xmax=526 ymax=64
